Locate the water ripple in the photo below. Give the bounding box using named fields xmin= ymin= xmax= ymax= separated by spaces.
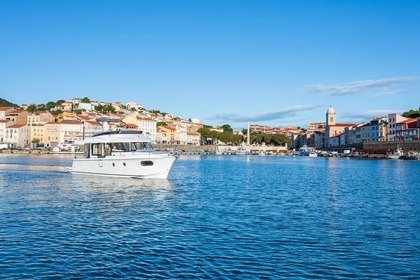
xmin=0 ymin=155 xmax=419 ymax=278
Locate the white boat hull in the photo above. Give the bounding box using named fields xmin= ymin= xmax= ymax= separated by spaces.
xmin=71 ymin=154 xmax=176 ymax=179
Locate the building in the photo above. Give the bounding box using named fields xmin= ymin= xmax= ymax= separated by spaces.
xmin=306 ymin=122 xmax=326 ymax=133
xmin=0 ymin=107 xmax=14 ymax=120
xmin=5 ymin=109 xmax=28 ymax=124
xmin=44 ymin=121 xmax=83 ymax=148
xmin=156 ymin=126 xmax=176 ymax=144
xmin=187 ymin=128 xmax=201 ymax=145
xmin=5 ymin=124 xmax=30 ymax=148
xmin=0 ymin=120 xmax=14 ymax=144
xmin=324 ymin=106 xmax=353 ymax=148
xmin=396 ymin=118 xmax=420 ymax=141
xmin=387 ymin=113 xmax=407 ymax=141
xmin=27 ymin=111 xmax=55 ymax=125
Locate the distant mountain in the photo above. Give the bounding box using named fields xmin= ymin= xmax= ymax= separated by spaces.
xmin=0 ymin=98 xmax=18 ymax=107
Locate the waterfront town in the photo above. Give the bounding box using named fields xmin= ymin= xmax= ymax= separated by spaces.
xmin=0 ymin=97 xmax=419 ymax=157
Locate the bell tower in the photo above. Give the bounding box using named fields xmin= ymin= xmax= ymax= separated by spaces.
xmin=326 ymin=105 xmax=336 ymax=126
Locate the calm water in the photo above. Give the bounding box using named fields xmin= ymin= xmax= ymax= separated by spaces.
xmin=0 ymin=154 xmax=418 ymax=279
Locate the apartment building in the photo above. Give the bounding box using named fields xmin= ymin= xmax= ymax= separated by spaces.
xmin=0 ymin=120 xmax=13 ymax=143
xmin=387 ymin=113 xmax=407 ymax=141
xmin=0 ymin=107 xmax=14 ymax=120
xmin=5 ymin=124 xmax=30 ymax=148
xmin=156 ymin=126 xmax=176 ymax=144
xmin=44 ymin=121 xmax=83 ymax=147
xmin=396 ymin=118 xmax=420 ymax=141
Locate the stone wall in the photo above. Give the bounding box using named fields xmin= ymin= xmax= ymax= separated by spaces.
xmin=363 ymin=140 xmax=420 ymax=154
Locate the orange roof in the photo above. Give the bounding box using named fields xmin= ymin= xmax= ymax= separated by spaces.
xmin=0 ymin=120 xmax=10 ymax=123
xmin=124 ymin=123 xmax=138 ymax=127
xmin=0 ymin=106 xmax=13 ymax=111
xmin=136 ymin=116 xmax=155 ymax=121
xmin=398 ymin=118 xmax=417 ymax=124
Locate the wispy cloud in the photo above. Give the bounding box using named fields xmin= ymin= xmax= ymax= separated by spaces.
xmin=342 ymin=109 xmax=403 ymax=120
xmin=374 ymin=87 xmax=419 ymax=96
xmin=305 ymin=76 xmax=417 ymax=96
xmin=213 ymin=105 xmax=322 ymax=122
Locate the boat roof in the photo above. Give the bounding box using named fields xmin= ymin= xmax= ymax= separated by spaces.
xmin=76 ymin=130 xmax=152 ymax=144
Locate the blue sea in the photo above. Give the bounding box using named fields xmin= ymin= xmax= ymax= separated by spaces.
xmin=0 ymin=154 xmax=419 ymax=279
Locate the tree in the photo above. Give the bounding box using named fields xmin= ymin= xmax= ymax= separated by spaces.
xmin=56 ymin=99 xmax=65 ymax=105
xmin=45 ymin=101 xmax=56 ymax=111
xmin=26 ymin=104 xmax=37 ymax=113
xmin=402 ymin=109 xmax=420 ymax=118
xmin=157 ymin=122 xmax=167 ymax=127
xmin=50 ymin=109 xmax=62 ymax=116
xmin=222 ymin=124 xmax=233 ymax=133
xmin=81 ymin=97 xmax=90 ymax=103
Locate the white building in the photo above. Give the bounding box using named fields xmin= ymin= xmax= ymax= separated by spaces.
xmin=387 ymin=113 xmax=407 ymax=141
xmin=5 ymin=124 xmax=30 ymax=148
xmin=0 ymin=120 xmax=14 ymax=143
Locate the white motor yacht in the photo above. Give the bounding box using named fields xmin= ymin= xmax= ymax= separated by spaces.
xmin=71 ymin=131 xmax=177 ymax=179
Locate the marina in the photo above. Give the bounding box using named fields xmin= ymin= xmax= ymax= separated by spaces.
xmin=0 ymin=154 xmax=419 ymax=278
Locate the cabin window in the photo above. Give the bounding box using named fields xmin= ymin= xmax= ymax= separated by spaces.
xmin=131 ymin=142 xmax=150 ymax=151
xmin=92 ymin=143 xmax=104 ymax=157
xmin=112 ymin=142 xmax=130 ymax=152
xmin=104 ymin=143 xmax=112 ymax=156
xmin=84 ymin=143 xmax=90 ymax=158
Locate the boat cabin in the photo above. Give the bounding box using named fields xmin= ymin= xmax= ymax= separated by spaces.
xmin=80 ymin=131 xmax=154 ymax=158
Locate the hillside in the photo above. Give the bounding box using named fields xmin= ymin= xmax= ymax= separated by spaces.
xmin=0 ymin=98 xmax=18 ymax=107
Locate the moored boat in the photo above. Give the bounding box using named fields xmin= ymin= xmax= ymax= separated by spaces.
xmin=71 ymin=130 xmax=177 ymax=179
xmin=388 ymin=148 xmax=403 ymax=160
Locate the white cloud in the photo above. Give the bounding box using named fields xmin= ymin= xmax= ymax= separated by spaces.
xmin=213 ymin=105 xmax=322 ymax=122
xmin=305 ymin=76 xmax=417 ymax=96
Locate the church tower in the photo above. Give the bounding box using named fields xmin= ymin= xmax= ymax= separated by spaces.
xmin=326 ymin=105 xmax=336 ymax=126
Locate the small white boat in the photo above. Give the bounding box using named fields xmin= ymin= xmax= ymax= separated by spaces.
xmin=71 ymin=130 xmax=177 ymax=179
xmin=308 ymin=151 xmax=318 ymax=157
xmin=388 ymin=148 xmax=403 ymax=160
xmin=235 ymin=146 xmax=247 ymax=155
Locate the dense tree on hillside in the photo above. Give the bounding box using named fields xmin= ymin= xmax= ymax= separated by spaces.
xmin=81 ymin=97 xmax=90 ymax=103
xmin=402 ymin=109 xmax=420 ymax=118
xmin=95 ymin=104 xmax=115 ymax=114
xmin=0 ymin=98 xmax=18 ymax=107
xmin=222 ymin=124 xmax=233 ymax=133
xmin=157 ymin=122 xmax=167 ymax=126
xmin=50 ymin=109 xmax=62 ymax=116
xmin=45 ymin=101 xmax=56 ymax=110
xmin=26 ymin=104 xmax=37 ymax=113
xmin=56 ymin=99 xmax=65 ymax=105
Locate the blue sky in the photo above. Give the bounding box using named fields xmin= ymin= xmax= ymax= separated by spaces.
xmin=1 ymin=0 xmax=419 ymax=129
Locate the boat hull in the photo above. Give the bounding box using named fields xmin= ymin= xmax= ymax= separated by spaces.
xmin=71 ymin=154 xmax=177 ymax=179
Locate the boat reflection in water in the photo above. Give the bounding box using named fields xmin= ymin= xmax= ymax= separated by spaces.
xmin=71 ymin=130 xmax=177 ymax=179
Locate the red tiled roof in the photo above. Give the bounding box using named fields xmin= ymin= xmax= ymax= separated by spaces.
xmin=398 ymin=118 xmax=417 ymax=124
xmin=0 ymin=106 xmax=13 ymax=111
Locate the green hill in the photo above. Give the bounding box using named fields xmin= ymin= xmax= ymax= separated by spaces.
xmin=0 ymin=98 xmax=18 ymax=107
